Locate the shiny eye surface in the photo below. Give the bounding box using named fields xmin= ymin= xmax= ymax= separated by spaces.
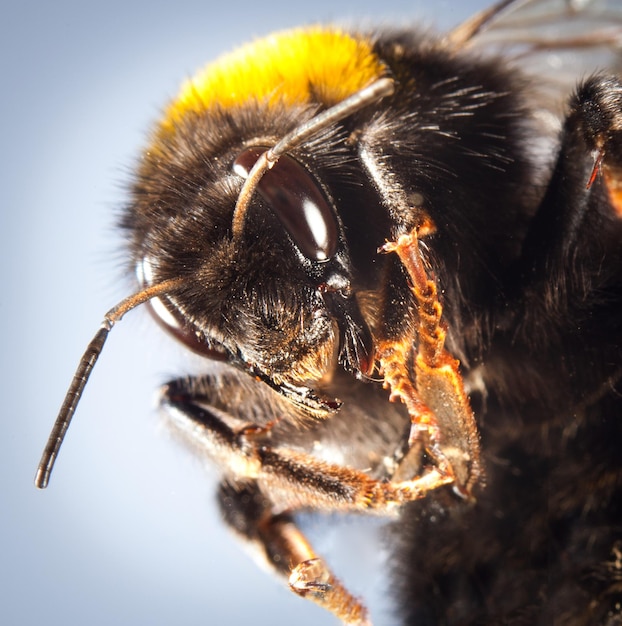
xmin=233 ymin=147 xmax=338 ymax=262
xmin=147 ymin=298 xmax=229 ymax=361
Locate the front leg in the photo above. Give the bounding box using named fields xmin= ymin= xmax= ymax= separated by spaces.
xmin=378 ymin=230 xmax=482 ymax=497
xmin=161 ymin=376 xmax=453 ymax=625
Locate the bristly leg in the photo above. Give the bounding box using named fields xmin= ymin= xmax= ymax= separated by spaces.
xmin=218 ymin=481 xmax=371 ymax=626
xmin=378 ymin=229 xmax=482 ymax=496
xmin=162 ymin=376 xmax=456 ymax=625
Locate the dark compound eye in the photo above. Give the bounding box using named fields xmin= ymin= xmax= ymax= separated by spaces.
xmin=233 ymin=147 xmax=338 ymax=262
xmin=146 ymin=297 xmax=230 ymax=361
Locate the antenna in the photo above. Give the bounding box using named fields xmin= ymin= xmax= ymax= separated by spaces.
xmin=35 ymin=277 xmax=185 ymax=489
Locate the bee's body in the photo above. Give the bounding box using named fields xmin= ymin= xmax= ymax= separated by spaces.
xmin=37 ymin=2 xmax=622 ymax=624
xmin=125 ymin=23 xmax=622 ymax=622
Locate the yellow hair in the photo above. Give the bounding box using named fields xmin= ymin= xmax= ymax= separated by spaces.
xmin=162 ymin=28 xmax=384 ymax=129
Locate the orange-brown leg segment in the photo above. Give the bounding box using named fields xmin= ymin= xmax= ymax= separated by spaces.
xmin=219 ymin=480 xmax=371 ymax=625
xmin=379 ymin=230 xmax=482 ymax=495
xmin=217 ymin=467 xmax=451 ymax=626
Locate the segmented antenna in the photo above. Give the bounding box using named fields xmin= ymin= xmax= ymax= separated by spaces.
xmin=35 ymin=277 xmax=185 ymax=489
xmin=446 ymin=0 xmax=531 ymax=46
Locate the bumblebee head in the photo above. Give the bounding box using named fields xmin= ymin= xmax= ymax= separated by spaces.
xmin=128 ymin=28 xmax=394 ymax=388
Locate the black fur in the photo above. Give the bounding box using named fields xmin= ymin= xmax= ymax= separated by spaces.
xmin=121 ymin=22 xmax=622 ymax=626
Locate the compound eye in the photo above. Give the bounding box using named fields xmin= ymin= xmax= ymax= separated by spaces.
xmin=146 ymin=297 xmax=229 ymax=361
xmin=139 ymin=258 xmax=228 ymax=361
xmin=233 ymin=147 xmax=338 ymax=262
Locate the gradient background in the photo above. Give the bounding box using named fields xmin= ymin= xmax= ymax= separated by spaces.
xmin=3 ymin=1 xmax=486 ymax=624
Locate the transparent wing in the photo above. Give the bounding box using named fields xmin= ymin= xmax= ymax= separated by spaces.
xmin=452 ymin=0 xmax=622 ymax=113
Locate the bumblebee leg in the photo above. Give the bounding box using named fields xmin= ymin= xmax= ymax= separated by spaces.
xmin=162 ymin=377 xmax=453 ymax=623
xmin=575 ymin=75 xmax=622 ymax=215
xmin=521 ymin=74 xmax=622 ymax=279
xmin=218 ymin=480 xmax=371 ymax=626
xmin=162 ymin=376 xmax=453 ymax=514
xmin=379 ymin=231 xmax=482 ymax=496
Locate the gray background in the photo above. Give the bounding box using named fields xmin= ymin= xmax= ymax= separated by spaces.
xmin=2 ymin=1 xmax=485 ymax=624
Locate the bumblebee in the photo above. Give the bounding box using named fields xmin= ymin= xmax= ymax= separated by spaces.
xmin=36 ymin=0 xmax=622 ymax=624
